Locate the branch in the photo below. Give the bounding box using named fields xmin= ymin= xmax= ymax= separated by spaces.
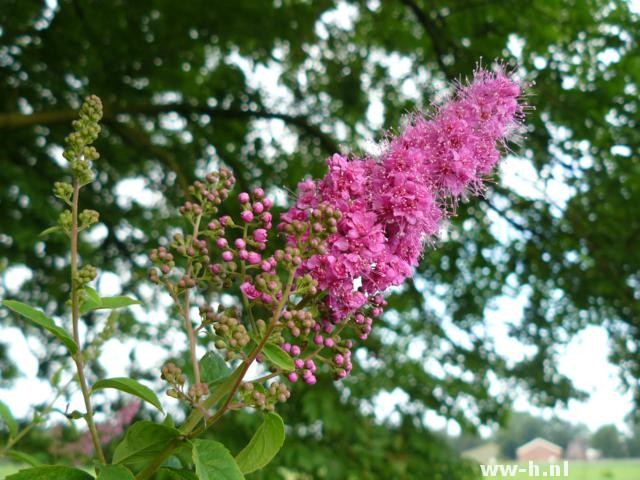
xmin=400 ymin=0 xmax=456 ymax=80
xmin=0 ymin=103 xmax=340 ymax=154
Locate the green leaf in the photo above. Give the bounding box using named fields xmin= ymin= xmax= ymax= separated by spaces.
xmin=200 ymin=351 xmax=231 ymax=386
xmin=92 ymin=377 xmax=163 ymax=412
xmin=80 ymin=287 xmax=102 ymax=313
xmin=6 ymin=466 xmax=93 ymax=479
xmin=0 ymin=399 xmax=18 ymax=438
xmin=96 ymin=465 xmax=135 ymax=480
xmin=113 ymin=421 xmax=181 ymax=469
xmin=192 ymin=439 xmax=245 ymax=480
xmin=235 ymin=413 xmax=285 ymax=474
xmin=6 ymin=450 xmax=41 ymax=466
xmin=261 ymin=343 xmax=294 ymax=371
xmin=1 ymin=300 xmax=78 ymax=355
xmin=38 ymin=225 xmax=62 ymax=237
xmin=159 ymin=468 xmax=198 ymax=480
xmin=80 ymin=293 xmax=141 ymax=315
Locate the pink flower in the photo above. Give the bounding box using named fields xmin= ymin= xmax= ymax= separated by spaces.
xmin=247 ymin=252 xmax=261 ymax=265
xmin=240 ymin=281 xmax=260 ymax=300
xmin=253 ymin=228 xmax=268 ymax=243
xmin=240 ymin=210 xmax=254 ymax=222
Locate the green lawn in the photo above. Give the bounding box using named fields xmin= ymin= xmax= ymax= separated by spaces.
xmin=476 ymin=460 xmax=640 ymax=480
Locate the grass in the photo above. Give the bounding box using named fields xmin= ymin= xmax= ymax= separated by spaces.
xmin=476 ymin=459 xmax=640 ymax=480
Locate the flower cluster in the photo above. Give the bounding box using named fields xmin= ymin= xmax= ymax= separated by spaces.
xmin=282 ymin=67 xmax=523 ymax=321
xmin=151 ymin=67 xmax=524 ymax=407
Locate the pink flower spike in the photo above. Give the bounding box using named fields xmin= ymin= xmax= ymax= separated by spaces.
xmin=240 ymin=210 xmax=254 ymax=222
xmin=253 ymin=202 xmax=264 ymax=213
xmin=287 ymin=372 xmax=298 ymax=383
xmin=221 ymin=251 xmax=233 ymax=262
xmin=234 ymin=238 xmax=246 ymax=249
xmin=238 ymin=192 xmax=250 ymax=203
xmin=253 ymin=187 xmax=265 ymax=198
xmin=216 ymin=238 xmax=228 ymax=248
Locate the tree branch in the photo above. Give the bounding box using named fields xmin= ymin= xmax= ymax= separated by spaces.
xmin=400 ymin=0 xmax=456 ymax=80
xmin=0 ymin=103 xmax=339 ymax=154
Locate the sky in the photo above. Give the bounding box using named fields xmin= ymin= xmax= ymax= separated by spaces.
xmin=0 ymin=0 xmax=637 ymax=442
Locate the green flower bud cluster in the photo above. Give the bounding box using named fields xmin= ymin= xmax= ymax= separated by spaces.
xmin=280 ymin=308 xmax=315 ymax=338
xmin=240 ymin=381 xmax=291 ymax=412
xmin=86 ymin=311 xmax=119 ymax=361
xmin=53 ymin=181 xmax=73 ymax=204
xmin=79 ymin=209 xmax=99 ymax=230
xmin=75 ymin=265 xmax=97 ymax=286
xmin=281 ymin=202 xmax=340 ymax=259
xmin=201 ymin=304 xmax=250 ymax=360
xmin=187 ymin=382 xmax=209 ymax=404
xmin=161 ymin=362 xmax=187 ymax=400
xmin=182 ymin=168 xmax=235 ymax=220
xmin=162 ymin=362 xmax=210 ymax=407
xmin=63 ymin=95 xmax=103 ymax=185
xmin=58 ymin=210 xmax=73 ymax=233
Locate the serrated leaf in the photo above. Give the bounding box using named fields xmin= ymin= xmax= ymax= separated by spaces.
xmin=0 ymin=399 xmax=18 ymax=438
xmin=6 ymin=466 xmax=93 ymax=479
xmin=200 ymin=351 xmax=231 ymax=386
xmin=113 ymin=421 xmax=181 ymax=469
xmin=39 ymin=225 xmax=62 ymax=237
xmin=2 ymin=300 xmax=78 ymax=355
xmin=96 ymin=464 xmax=135 ymax=480
xmin=192 ymin=439 xmax=245 ymax=480
xmin=261 ymin=343 xmax=294 ymax=371
xmin=6 ymin=450 xmax=41 ymax=466
xmin=92 ymin=377 xmax=163 ymax=412
xmin=235 ymin=413 xmax=285 ymax=474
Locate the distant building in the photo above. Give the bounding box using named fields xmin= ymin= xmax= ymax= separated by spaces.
xmin=566 ymin=438 xmax=588 ymax=460
xmin=566 ymin=438 xmax=601 ymax=461
xmin=585 ymin=448 xmax=602 ymax=461
xmin=516 ymin=438 xmax=563 ymax=462
xmin=462 ymin=443 xmax=501 ymax=464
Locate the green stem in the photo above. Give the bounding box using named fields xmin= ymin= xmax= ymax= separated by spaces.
xmin=70 ymin=182 xmax=106 ymax=464
xmin=136 ymin=270 xmax=296 ymax=480
xmin=184 ymin=213 xmax=203 ymax=386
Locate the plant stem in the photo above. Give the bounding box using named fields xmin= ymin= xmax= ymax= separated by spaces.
xmin=70 ymin=182 xmax=106 ymax=464
xmin=184 ymin=214 xmax=202 ymax=386
xmin=136 ymin=270 xmax=296 ymax=480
